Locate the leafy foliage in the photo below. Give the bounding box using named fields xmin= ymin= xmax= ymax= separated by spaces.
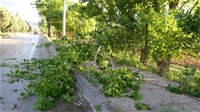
xmin=80 ymin=0 xmax=200 ymax=76
xmin=165 ymin=84 xmax=181 ymax=94
xmin=2 ymin=0 xmax=200 ymax=111
xmin=34 ymin=1 xmax=96 ymax=37
xmin=94 ymin=104 xmax=102 ymax=112
xmin=4 ymin=48 xmax=78 ymax=110
xmin=96 ymin=67 xmax=142 ymax=97
xmin=128 ymin=91 xmax=143 ymax=100
xmin=135 ymin=101 xmax=151 ymax=110
xmin=34 ymin=96 xmax=55 ymax=110
xmin=166 ymin=66 xmax=200 ymax=98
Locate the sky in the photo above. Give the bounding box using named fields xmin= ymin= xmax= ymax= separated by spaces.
xmin=0 ymin=0 xmax=79 ymax=23
xmin=1 ymin=0 xmax=41 ymax=23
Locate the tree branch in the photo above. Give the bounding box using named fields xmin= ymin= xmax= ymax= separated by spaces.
xmin=179 ymin=0 xmax=190 ymax=10
xmin=189 ymin=0 xmax=199 ymax=15
xmin=91 ymin=45 xmax=102 ymax=66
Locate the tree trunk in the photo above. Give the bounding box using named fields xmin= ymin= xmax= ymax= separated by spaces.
xmin=169 ymin=0 xmax=179 ymax=10
xmin=152 ymin=0 xmax=171 ymax=76
xmin=140 ymin=24 xmax=148 ymax=66
xmin=154 ymin=0 xmax=160 ymax=12
xmin=47 ymin=21 xmax=51 ymax=37
xmin=154 ymin=55 xmax=171 ymax=76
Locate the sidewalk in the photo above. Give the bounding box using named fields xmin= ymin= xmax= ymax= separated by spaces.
xmin=108 ymin=68 xmax=200 ymax=112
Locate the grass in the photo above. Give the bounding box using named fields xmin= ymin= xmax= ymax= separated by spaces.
xmin=0 ymin=33 xmax=17 ymax=37
xmin=0 ymin=63 xmax=19 ymax=68
xmin=158 ymin=100 xmax=186 ymax=112
xmin=81 ymin=66 xmax=99 ymax=87
xmin=0 ymin=33 xmax=11 ymax=37
xmin=5 ymin=57 xmax=17 ymax=60
xmin=35 ymin=42 xmax=52 ymax=48
xmin=167 ymin=64 xmax=200 ymax=82
xmin=81 ymin=47 xmax=200 ymax=98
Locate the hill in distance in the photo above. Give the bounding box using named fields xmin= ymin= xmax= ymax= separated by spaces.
xmin=26 ymin=20 xmax=39 ymax=29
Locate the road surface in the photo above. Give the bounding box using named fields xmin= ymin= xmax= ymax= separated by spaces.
xmin=0 ymin=34 xmax=52 ymax=112
xmin=0 ymin=34 xmax=93 ymax=112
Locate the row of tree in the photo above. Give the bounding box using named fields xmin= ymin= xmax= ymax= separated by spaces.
xmin=80 ymin=0 xmax=200 ymax=75
xmin=33 ymin=0 xmax=95 ymax=37
xmin=0 ymin=7 xmax=35 ymax=33
xmin=34 ymin=0 xmax=200 ymax=75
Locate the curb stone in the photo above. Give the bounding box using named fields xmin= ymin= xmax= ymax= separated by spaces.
xmin=43 ymin=36 xmax=117 ymax=112
xmin=75 ymin=74 xmax=117 ymax=112
xmin=42 ymin=36 xmax=58 ymax=56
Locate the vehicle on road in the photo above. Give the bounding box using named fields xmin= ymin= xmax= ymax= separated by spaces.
xmin=34 ymin=29 xmax=38 ymax=35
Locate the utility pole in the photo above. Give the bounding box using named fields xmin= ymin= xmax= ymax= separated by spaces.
xmin=62 ymin=0 xmax=66 ymax=36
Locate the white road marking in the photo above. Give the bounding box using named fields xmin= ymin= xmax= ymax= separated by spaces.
xmin=28 ymin=37 xmax=39 ymax=60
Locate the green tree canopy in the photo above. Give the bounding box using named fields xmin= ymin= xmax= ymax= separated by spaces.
xmin=0 ymin=7 xmax=11 ymax=32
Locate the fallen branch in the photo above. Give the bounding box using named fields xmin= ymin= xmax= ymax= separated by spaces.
xmin=109 ymin=53 xmax=115 ymax=69
xmin=91 ymin=45 xmax=102 ymax=66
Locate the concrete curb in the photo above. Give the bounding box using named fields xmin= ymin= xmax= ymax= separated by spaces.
xmin=42 ymin=36 xmax=58 ymax=56
xmin=43 ymin=36 xmax=117 ymax=112
xmin=75 ymin=74 xmax=117 ymax=112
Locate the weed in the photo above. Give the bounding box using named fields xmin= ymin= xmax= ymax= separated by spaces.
xmin=5 ymin=57 xmax=17 ymax=60
xmin=166 ymin=66 xmax=200 ymax=98
xmin=36 ymin=44 xmax=43 ymax=47
xmin=44 ymin=42 xmax=51 ymax=47
xmin=165 ymin=84 xmax=181 ymax=94
xmin=135 ymin=101 xmax=151 ymax=110
xmin=81 ymin=66 xmax=99 ymax=87
xmin=158 ymin=100 xmax=186 ymax=112
xmin=115 ymin=104 xmax=123 ymax=112
xmin=94 ymin=104 xmax=101 ymax=112
xmin=0 ymin=63 xmax=19 ymax=68
xmin=128 ymin=91 xmax=143 ymax=100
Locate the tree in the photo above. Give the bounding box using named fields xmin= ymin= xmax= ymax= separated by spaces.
xmin=20 ymin=19 xmax=29 ymax=32
xmin=0 ymin=7 xmax=30 ymax=33
xmin=0 ymin=7 xmax=11 ymax=32
xmin=80 ymin=0 xmax=200 ymax=76
xmin=6 ymin=14 xmax=19 ymax=32
xmin=66 ymin=3 xmax=96 ymax=34
xmin=38 ymin=19 xmax=47 ymax=34
xmin=26 ymin=22 xmax=35 ymax=33
xmin=33 ymin=0 xmax=63 ymax=37
xmin=177 ymin=6 xmax=200 ymax=56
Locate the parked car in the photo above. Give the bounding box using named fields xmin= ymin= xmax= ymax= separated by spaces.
xmin=34 ymin=29 xmax=38 ymax=35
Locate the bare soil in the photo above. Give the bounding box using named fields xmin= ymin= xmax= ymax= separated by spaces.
xmin=171 ymin=55 xmax=200 ymax=69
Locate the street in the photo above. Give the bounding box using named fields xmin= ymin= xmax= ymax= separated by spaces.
xmin=0 ymin=34 xmax=52 ymax=112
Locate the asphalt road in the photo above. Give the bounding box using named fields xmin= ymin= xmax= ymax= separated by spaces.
xmin=0 ymin=34 xmax=52 ymax=112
